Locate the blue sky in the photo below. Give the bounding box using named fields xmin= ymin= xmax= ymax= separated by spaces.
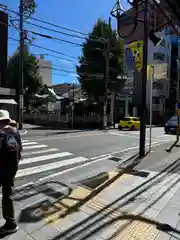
xmin=2 ymin=0 xmax=129 ymax=85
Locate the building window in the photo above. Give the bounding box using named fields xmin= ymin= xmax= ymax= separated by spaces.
xmin=153 ymin=52 xmax=165 ymax=61
xmin=153 ymin=82 xmax=163 ymax=90
xmin=159 ymin=39 xmax=165 ymax=47
xmin=152 ymin=97 xmax=160 ymax=104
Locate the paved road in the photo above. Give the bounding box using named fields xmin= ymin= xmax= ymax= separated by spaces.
xmin=12 ymin=127 xmax=175 ymax=189
xmin=24 ymin=127 xmax=175 ymax=159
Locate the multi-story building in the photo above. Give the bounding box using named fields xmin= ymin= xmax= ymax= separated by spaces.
xmin=121 ymin=3 xmax=172 ymax=122
xmin=37 ymin=54 xmax=52 ymax=87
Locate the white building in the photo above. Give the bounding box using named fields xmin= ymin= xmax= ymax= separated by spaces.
xmin=146 ymin=28 xmax=171 ymax=117
xmin=38 ymin=54 xmax=52 ymax=87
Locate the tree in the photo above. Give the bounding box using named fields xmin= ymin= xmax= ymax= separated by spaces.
xmin=77 ymin=18 xmax=125 ymax=102
xmin=7 ymin=49 xmax=42 ymax=107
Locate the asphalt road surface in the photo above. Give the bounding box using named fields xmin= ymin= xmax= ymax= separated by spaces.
xmin=13 ymin=127 xmax=176 ymax=188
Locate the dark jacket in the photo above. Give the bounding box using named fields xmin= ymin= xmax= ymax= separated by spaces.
xmin=0 ymin=125 xmax=22 ymax=181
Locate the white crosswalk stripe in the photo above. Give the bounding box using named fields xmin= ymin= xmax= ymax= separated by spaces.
xmin=22 ymin=142 xmax=38 ymax=146
xmin=23 ymin=144 xmax=47 ymax=150
xmin=16 ymin=139 xmax=89 ymax=180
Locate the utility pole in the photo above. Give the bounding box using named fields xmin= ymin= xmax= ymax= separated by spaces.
xmin=139 ymin=0 xmax=148 ymax=158
xmin=18 ymin=0 xmax=24 ymax=130
xmin=103 ymin=17 xmax=111 ymax=129
xmin=72 ymin=82 xmax=75 ymax=129
xmin=176 ymin=58 xmax=180 ymax=141
xmin=149 ymin=65 xmax=153 ymax=152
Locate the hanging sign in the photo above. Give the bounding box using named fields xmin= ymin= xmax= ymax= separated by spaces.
xmin=128 ymin=40 xmax=143 ymax=72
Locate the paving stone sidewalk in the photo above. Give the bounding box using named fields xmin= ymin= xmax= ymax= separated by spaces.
xmin=1 ymin=144 xmax=180 ymax=239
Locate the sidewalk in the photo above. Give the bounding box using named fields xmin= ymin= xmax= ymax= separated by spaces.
xmin=1 ymin=144 xmax=180 ymax=239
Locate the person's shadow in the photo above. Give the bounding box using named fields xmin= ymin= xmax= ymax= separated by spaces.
xmin=0 ymin=231 xmax=17 ymax=239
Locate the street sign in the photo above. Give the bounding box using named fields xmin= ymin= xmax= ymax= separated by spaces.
xmin=128 ymin=41 xmax=143 ymax=72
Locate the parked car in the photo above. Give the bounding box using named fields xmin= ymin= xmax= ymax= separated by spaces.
xmin=164 ymin=115 xmax=178 ymax=134
xmin=118 ymin=116 xmax=140 ymax=131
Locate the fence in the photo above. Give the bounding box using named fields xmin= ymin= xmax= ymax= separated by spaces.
xmin=23 ymin=112 xmax=111 ymax=128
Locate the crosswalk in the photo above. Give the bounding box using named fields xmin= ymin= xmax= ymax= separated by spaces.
xmin=16 ymin=139 xmax=90 ymax=180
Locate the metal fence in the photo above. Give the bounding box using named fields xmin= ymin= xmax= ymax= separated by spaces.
xmin=23 ymin=112 xmax=111 ymax=127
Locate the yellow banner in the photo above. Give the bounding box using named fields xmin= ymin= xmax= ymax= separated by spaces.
xmin=129 ymin=41 xmax=143 ymax=72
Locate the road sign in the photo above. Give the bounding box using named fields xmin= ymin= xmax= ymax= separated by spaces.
xmin=129 ymin=40 xmax=143 ymax=72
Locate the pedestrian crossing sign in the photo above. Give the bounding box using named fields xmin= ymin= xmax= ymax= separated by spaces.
xmin=128 ymin=40 xmax=143 ymax=72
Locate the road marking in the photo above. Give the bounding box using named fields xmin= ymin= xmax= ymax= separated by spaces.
xmin=22 ymin=132 xmax=106 ymax=142
xmin=22 ymin=140 xmax=29 ymax=143
xmin=20 ymin=152 xmax=73 ymax=165
xmin=22 ymin=148 xmax=59 ymax=156
xmin=16 ymin=156 xmax=89 ymax=178
xmin=36 ymin=156 xmax=111 ymax=183
xmin=23 ymin=144 xmax=47 ymax=150
xmin=22 ymin=142 xmax=38 ymax=146
xmin=90 ymin=141 xmax=170 ymax=160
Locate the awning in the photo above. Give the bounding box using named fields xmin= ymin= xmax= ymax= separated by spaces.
xmin=0 ymin=99 xmax=17 ymax=105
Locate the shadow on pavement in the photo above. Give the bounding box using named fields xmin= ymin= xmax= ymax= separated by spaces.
xmin=17 ymin=172 xmax=110 ymax=224
xmin=17 ymin=154 xmax=140 ymax=226
xmin=14 ymin=181 xmax=72 ymax=202
xmin=50 ymin=156 xmax=180 ymax=239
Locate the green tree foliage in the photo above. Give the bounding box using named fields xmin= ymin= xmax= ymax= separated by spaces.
xmin=7 ymin=49 xmax=42 ymax=106
xmin=77 ymin=18 xmax=125 ymax=101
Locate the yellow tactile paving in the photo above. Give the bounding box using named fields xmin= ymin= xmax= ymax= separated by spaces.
xmin=42 ymin=172 xmax=127 ymax=224
xmin=39 ymin=171 xmax=133 ymax=230
xmin=113 ymin=221 xmax=159 ymax=240
xmin=43 ymin=186 xmax=92 ymax=223
xmin=86 ymin=198 xmax=160 ymax=240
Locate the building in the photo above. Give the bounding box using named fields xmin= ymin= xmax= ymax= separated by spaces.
xmin=120 ymin=3 xmax=172 ymax=122
xmin=37 ymin=54 xmax=52 ymax=87
xmin=167 ymin=35 xmax=179 ymax=116
xmin=0 ymin=10 xmax=17 ymax=119
xmin=0 ymin=10 xmax=8 ymax=87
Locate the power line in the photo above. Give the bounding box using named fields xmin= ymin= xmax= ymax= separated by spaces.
xmin=25 ymin=20 xmax=88 ymax=42
xmin=9 ymin=39 xmax=77 ymax=64
xmin=6 ymin=23 xmax=123 ymax=76
xmin=29 ymin=30 xmax=82 ymax=46
xmin=9 ymin=36 xmax=78 ymax=60
xmin=1 ymin=6 xmax=107 ymax=43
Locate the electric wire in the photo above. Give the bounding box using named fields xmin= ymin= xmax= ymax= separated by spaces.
xmin=0 ymin=6 xmax=107 ymax=43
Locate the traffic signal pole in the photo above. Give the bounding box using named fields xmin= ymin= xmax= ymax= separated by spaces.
xmin=139 ymin=0 xmax=148 ymax=158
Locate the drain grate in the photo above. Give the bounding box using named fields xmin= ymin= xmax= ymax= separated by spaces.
xmin=129 ymin=170 xmax=149 ymax=178
xmin=110 ymin=156 xmax=122 ymax=162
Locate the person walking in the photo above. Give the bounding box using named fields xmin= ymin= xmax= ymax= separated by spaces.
xmin=0 ymin=110 xmax=22 ymax=235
